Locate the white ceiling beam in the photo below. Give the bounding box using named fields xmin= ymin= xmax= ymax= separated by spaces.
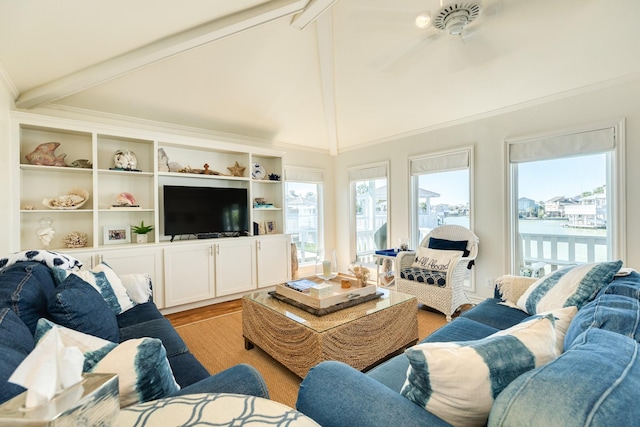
xmin=16 ymin=0 xmax=309 ymax=109
xmin=290 ymin=0 xmax=338 ymax=30
xmin=315 ymin=12 xmax=339 ymax=156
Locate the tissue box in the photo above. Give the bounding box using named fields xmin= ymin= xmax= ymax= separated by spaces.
xmin=0 ymin=373 xmax=119 ymax=426
xmin=309 ymin=283 xmax=333 ymax=298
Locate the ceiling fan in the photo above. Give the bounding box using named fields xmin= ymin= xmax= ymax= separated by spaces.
xmin=414 ymin=1 xmax=483 ymax=36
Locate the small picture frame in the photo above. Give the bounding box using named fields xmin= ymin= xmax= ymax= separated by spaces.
xmin=103 ymin=225 xmax=130 ymax=245
xmin=265 ymin=221 xmax=276 ymax=234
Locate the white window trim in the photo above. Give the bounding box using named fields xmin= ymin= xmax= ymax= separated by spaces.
xmin=505 ymin=118 xmax=626 ymax=273
xmin=408 ymin=146 xmax=475 ymax=291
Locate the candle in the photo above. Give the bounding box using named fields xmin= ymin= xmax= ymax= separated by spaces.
xmin=323 ymin=260 xmax=331 ymax=277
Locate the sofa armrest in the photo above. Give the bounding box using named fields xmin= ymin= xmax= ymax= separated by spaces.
xmin=494 ymin=275 xmax=537 ymax=304
xmin=169 ymin=363 xmax=269 ymax=400
xmin=296 ymin=361 xmax=452 ymax=427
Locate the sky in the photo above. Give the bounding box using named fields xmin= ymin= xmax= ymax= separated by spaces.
xmin=517 ymin=154 xmax=606 ymax=202
xmin=418 ymin=153 xmax=607 ymax=205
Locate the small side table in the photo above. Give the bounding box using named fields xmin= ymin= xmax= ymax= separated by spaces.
xmin=374 ymin=249 xmax=409 ymax=287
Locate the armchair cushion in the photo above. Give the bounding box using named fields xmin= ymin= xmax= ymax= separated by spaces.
xmin=516 ymin=260 xmax=623 ymax=314
xmin=400 ymin=268 xmax=447 ymax=287
xmin=401 ymin=314 xmax=557 ymax=427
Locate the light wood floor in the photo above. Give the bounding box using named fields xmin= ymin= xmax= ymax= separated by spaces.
xmin=165 ymin=299 xmax=242 ymax=327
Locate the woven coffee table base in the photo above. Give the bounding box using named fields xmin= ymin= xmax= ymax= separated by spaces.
xmin=242 ymin=293 xmax=418 ymax=377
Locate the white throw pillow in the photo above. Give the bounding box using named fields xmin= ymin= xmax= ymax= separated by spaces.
xmin=527 ymin=306 xmax=578 ymax=355
xmin=516 ymin=261 xmax=623 ymax=314
xmin=119 ymin=273 xmax=153 ymax=304
xmin=401 ymin=315 xmax=557 ymax=427
xmin=411 ymin=247 xmax=462 ymax=271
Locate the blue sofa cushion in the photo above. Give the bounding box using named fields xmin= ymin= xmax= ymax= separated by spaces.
xmin=401 ymin=315 xmax=557 ymax=427
xmin=460 ymin=298 xmax=529 ymax=330
xmin=0 ymin=308 xmax=34 ymax=404
xmin=489 ymin=328 xmax=640 ymax=427
xmin=52 ymin=263 xmax=135 ymax=315
xmin=47 ymin=274 xmax=120 ymax=342
xmin=116 ymin=301 xmax=164 ymax=328
xmin=167 ymin=352 xmax=212 ymax=388
xmin=400 ymin=268 xmax=447 ymax=287
xmin=119 ymin=318 xmax=188 ymax=358
xmin=0 ymin=261 xmax=56 ymax=335
xmin=516 ymin=260 xmax=623 ymax=314
xmin=564 ymin=292 xmax=640 ymax=351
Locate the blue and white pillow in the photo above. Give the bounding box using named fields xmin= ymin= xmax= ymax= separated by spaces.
xmin=0 ymin=250 xmax=82 ymax=271
xmin=52 ymin=262 xmax=135 ymax=314
xmin=401 ymin=315 xmax=557 ymax=427
xmin=516 ymin=261 xmax=623 ymax=314
xmin=36 ymin=319 xmax=180 ymax=407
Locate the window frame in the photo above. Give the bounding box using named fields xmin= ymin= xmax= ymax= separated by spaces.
xmin=505 ymin=119 xmax=626 ymax=274
xmin=409 ymin=147 xmax=475 ymax=249
xmin=348 ymin=161 xmax=389 ymax=266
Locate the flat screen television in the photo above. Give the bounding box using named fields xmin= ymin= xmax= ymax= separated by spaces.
xmin=163 ymin=185 xmax=249 ymax=240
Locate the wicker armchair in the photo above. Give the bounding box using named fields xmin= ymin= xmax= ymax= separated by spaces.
xmin=396 ymin=225 xmax=479 ymax=321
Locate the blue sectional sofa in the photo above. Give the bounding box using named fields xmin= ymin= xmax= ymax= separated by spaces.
xmin=0 ymin=258 xmax=268 ymax=406
xmin=297 ymin=265 xmax=640 ymax=426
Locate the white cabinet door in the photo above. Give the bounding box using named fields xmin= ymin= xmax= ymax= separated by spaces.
xmin=164 ymin=243 xmax=214 ymax=307
xmin=256 ymin=235 xmax=291 ymax=288
xmin=96 ymin=247 xmax=165 ymax=308
xmin=214 ymin=239 xmax=256 ymax=297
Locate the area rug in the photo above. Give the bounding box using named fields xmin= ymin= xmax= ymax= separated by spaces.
xmin=175 ymin=307 xmax=447 ymax=408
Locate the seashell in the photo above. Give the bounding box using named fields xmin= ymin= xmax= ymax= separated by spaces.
xmin=25 ymin=142 xmax=68 ymax=167
xmin=116 ymin=192 xmax=137 ymax=206
xmin=69 ymin=159 xmax=93 ymax=168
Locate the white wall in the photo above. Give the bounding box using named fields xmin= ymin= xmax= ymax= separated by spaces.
xmin=334 ymin=78 xmax=640 ymax=299
xmin=0 ymin=77 xmax=15 ymax=255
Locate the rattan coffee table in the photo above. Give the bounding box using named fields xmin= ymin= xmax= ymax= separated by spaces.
xmin=242 ymin=284 xmax=418 ymax=377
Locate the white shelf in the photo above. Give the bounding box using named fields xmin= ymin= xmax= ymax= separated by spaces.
xmin=14 ymin=112 xmax=285 ymax=251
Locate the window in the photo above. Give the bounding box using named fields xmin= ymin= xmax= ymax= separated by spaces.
xmin=349 ymin=163 xmax=388 ymax=265
xmin=508 ymin=122 xmax=625 ymax=275
xmin=410 ymin=149 xmax=473 ymax=248
xmin=284 ymin=167 xmax=323 ymax=265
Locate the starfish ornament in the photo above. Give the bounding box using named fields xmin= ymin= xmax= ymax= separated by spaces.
xmin=227 ymin=161 xmax=246 ymax=177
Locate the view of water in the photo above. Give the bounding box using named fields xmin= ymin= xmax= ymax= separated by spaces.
xmin=440 ymin=216 xmax=608 ymax=266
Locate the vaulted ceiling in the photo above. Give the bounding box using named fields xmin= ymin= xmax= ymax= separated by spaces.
xmin=2 ymin=0 xmax=640 ymax=155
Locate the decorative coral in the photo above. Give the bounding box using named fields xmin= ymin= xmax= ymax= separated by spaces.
xmin=62 ymin=231 xmax=88 ymax=248
xmin=348 ymin=264 xmax=371 ymax=287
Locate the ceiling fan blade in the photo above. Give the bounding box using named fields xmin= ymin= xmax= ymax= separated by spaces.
xmin=374 ymin=31 xmax=442 ymax=74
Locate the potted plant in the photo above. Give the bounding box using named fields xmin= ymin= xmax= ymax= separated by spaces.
xmin=131 ymin=221 xmax=154 ymax=243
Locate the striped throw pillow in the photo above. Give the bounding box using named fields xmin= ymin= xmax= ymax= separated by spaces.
xmin=401 ymin=315 xmax=557 ymax=427
xmin=516 ymin=261 xmax=623 ymax=314
xmin=36 ymin=319 xmax=180 ymax=407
